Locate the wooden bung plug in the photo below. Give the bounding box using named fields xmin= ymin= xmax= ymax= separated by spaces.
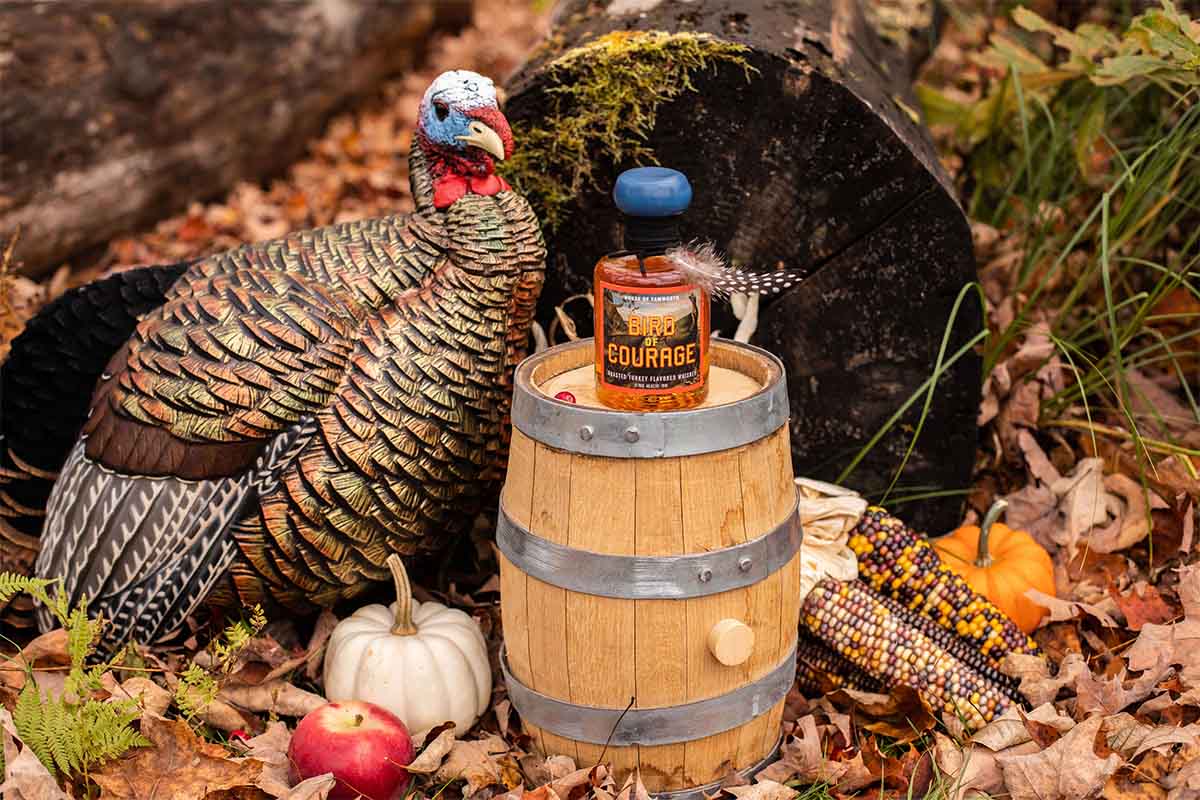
xmin=707 ymin=618 xmax=754 ymax=666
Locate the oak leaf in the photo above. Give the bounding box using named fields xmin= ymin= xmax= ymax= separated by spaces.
xmin=90 ymin=714 xmax=262 ymax=800
xmin=996 ymin=715 xmax=1122 ymax=800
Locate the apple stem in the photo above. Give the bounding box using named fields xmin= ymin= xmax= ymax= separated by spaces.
xmin=387 ymin=554 xmax=419 ymax=636
xmin=354 ymin=713 xmax=364 ymax=727
xmin=975 ymin=498 xmax=1007 ymax=568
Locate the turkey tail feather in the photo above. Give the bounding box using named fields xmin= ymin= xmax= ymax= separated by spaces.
xmin=34 ymin=420 xmax=316 ymax=649
xmin=1 ymin=263 xmax=188 ymax=540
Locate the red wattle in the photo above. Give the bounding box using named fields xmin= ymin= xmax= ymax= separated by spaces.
xmin=433 ymin=173 xmax=510 ymax=209
xmin=433 ymin=175 xmax=469 ymax=209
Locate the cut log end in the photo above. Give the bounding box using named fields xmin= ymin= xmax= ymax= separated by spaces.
xmin=506 ymin=0 xmax=976 ymax=531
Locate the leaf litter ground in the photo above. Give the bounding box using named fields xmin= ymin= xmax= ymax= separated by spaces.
xmin=0 ymin=1 xmax=1199 ymax=799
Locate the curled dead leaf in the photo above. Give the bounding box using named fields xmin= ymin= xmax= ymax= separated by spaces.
xmin=112 ymin=676 xmax=172 ymax=717
xmin=407 ymin=725 xmax=458 ymax=774
xmin=0 ymin=629 xmax=69 ymax=691
xmin=829 ymin=684 xmax=936 ymax=743
xmin=220 ymin=679 xmax=325 ymax=718
xmin=90 ymin=714 xmax=262 ymax=800
xmin=237 ymin=721 xmax=293 ymax=797
xmin=281 ymin=774 xmax=336 ymax=799
xmin=433 ymin=735 xmax=520 ymax=797
xmin=996 ymin=715 xmax=1122 ymax=800
xmin=723 ymin=780 xmax=798 ymax=800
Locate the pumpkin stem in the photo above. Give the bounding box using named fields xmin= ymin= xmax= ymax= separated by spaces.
xmin=976 ymin=499 xmax=1008 ymax=568
xmin=387 ymin=554 xmax=419 ymax=636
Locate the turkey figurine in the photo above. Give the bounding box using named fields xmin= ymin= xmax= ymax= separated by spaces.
xmin=2 ymin=70 xmax=545 ymax=649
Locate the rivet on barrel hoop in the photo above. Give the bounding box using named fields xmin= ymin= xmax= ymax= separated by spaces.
xmin=738 ymin=557 xmax=753 ymax=572
xmin=579 ymin=425 xmax=594 ymax=441
xmin=624 ymin=426 xmax=640 ymax=443
xmin=698 ymin=568 xmax=713 ymax=583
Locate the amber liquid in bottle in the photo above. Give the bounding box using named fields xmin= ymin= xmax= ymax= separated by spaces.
xmin=593 ymin=253 xmax=711 ymax=411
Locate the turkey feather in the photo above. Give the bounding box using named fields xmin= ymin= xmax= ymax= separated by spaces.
xmin=35 ymin=420 xmax=316 ymax=645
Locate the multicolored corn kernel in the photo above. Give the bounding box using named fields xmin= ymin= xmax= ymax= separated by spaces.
xmin=848 ymin=507 xmax=1041 ymax=666
xmin=801 ymin=578 xmax=1018 ymax=730
xmin=796 ymin=628 xmax=885 ymax=696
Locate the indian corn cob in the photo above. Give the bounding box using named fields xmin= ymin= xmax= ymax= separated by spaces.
xmin=796 ymin=628 xmax=885 ymax=695
xmin=802 ymin=578 xmax=1021 ymax=729
xmin=848 ymin=507 xmax=1041 ymax=665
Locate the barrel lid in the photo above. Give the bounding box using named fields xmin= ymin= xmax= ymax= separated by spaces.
xmin=613 ymin=167 xmax=692 ymax=218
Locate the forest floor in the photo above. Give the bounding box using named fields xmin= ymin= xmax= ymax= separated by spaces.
xmin=0 ymin=1 xmax=1198 ymax=799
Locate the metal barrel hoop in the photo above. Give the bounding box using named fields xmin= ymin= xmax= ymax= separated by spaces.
xmin=502 ymin=644 xmax=798 ymax=747
xmin=511 ymin=339 xmax=789 ymax=459
xmin=496 ymin=499 xmax=802 ymax=600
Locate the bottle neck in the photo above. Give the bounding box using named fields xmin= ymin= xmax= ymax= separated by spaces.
xmin=622 ymin=215 xmax=682 ymax=256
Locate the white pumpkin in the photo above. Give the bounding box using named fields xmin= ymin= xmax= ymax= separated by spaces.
xmin=323 ymin=555 xmax=491 ymax=740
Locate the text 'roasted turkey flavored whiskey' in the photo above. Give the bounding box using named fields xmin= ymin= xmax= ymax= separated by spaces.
xmin=594 ymin=167 xmax=710 ymax=411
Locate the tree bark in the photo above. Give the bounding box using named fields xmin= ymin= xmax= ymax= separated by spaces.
xmin=505 ymin=0 xmax=978 ymax=532
xmin=0 ymin=0 xmax=470 ymax=276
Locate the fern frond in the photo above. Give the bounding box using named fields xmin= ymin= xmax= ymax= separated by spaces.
xmin=14 ymin=683 xmax=53 ymax=775
xmin=65 ymin=604 xmax=97 ymax=669
xmin=0 ymin=573 xmax=56 ymax=607
xmin=42 ymin=698 xmax=75 ymax=775
xmin=4 ymin=580 xmax=149 ymax=778
xmin=175 ymin=663 xmax=219 ymax=721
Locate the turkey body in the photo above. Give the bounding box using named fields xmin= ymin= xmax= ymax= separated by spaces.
xmin=21 ymin=146 xmax=545 ymax=648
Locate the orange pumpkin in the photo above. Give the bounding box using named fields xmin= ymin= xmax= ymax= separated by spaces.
xmin=933 ymin=499 xmax=1055 ymax=634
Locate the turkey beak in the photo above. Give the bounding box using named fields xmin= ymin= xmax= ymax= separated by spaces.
xmin=457 ymin=121 xmax=507 ymax=162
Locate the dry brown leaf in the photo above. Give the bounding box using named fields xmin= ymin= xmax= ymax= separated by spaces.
xmin=1102 ymin=770 xmax=1170 ymax=799
xmin=279 ymin=774 xmax=335 ymax=800
xmin=220 ymin=679 xmax=325 ymax=718
xmin=434 ymin=735 xmax=520 ymax=797
xmin=613 ymin=771 xmax=651 ymax=800
xmin=1002 ymin=652 xmax=1089 ymax=707
xmin=90 ymin=714 xmax=262 ymax=800
xmin=1005 ymin=483 xmax=1061 ymax=550
xmin=1075 ymin=655 xmax=1175 ymax=716
xmin=723 ymin=780 xmax=799 ymax=800
xmin=1113 ymin=582 xmax=1177 ymax=631
xmin=1102 ymin=714 xmax=1200 ymax=760
xmin=810 ymin=696 xmax=852 ymax=745
xmin=1089 ymin=474 xmax=1164 ymax=553
xmin=407 ymin=726 xmax=458 ymax=774
xmin=0 ymin=709 xmax=70 ymax=800
xmin=111 ymin=677 xmax=172 ymax=717
xmin=1127 ymin=566 xmax=1200 ymax=674
xmin=0 ymin=629 xmax=69 ymax=691
xmin=533 ymin=763 xmax=600 ymax=800
xmin=1018 ymin=428 xmax=1063 ymax=485
xmin=933 ymin=731 xmax=1038 ymax=800
xmin=830 ymin=685 xmax=936 ymax=742
xmin=971 ymin=703 xmax=1075 ymax=751
xmin=0 ymin=744 xmax=71 ymax=800
xmin=518 ymin=753 xmax=577 ymax=787
xmin=237 ymin=721 xmax=293 ymax=798
xmin=756 ymin=716 xmax=826 ymax=784
xmin=1052 ymin=458 xmax=1119 ymax=555
xmin=996 ymin=715 xmax=1122 ymax=800
xmin=1126 ymin=369 xmax=1197 ymax=440
xmin=1026 ymin=588 xmax=1120 ymax=627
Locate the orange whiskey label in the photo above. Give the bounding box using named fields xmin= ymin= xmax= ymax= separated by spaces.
xmin=597 ymin=280 xmax=704 ymax=394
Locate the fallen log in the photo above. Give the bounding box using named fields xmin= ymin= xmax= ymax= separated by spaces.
xmin=502 ymin=0 xmax=977 ymax=531
xmin=0 ymin=0 xmax=469 ymax=276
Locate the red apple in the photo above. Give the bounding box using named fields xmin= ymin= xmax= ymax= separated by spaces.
xmin=289 ymin=700 xmax=415 ymax=800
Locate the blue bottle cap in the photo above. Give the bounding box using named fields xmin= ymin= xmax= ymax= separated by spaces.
xmin=613 ymin=167 xmax=692 ymax=218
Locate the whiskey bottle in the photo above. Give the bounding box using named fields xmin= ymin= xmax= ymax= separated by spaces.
xmin=594 ymin=167 xmax=710 ymax=411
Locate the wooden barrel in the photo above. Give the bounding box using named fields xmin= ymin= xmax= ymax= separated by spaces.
xmin=499 ymin=338 xmax=800 ymax=798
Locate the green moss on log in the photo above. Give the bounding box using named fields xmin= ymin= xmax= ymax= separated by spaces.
xmin=501 ymin=31 xmax=754 ymax=230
